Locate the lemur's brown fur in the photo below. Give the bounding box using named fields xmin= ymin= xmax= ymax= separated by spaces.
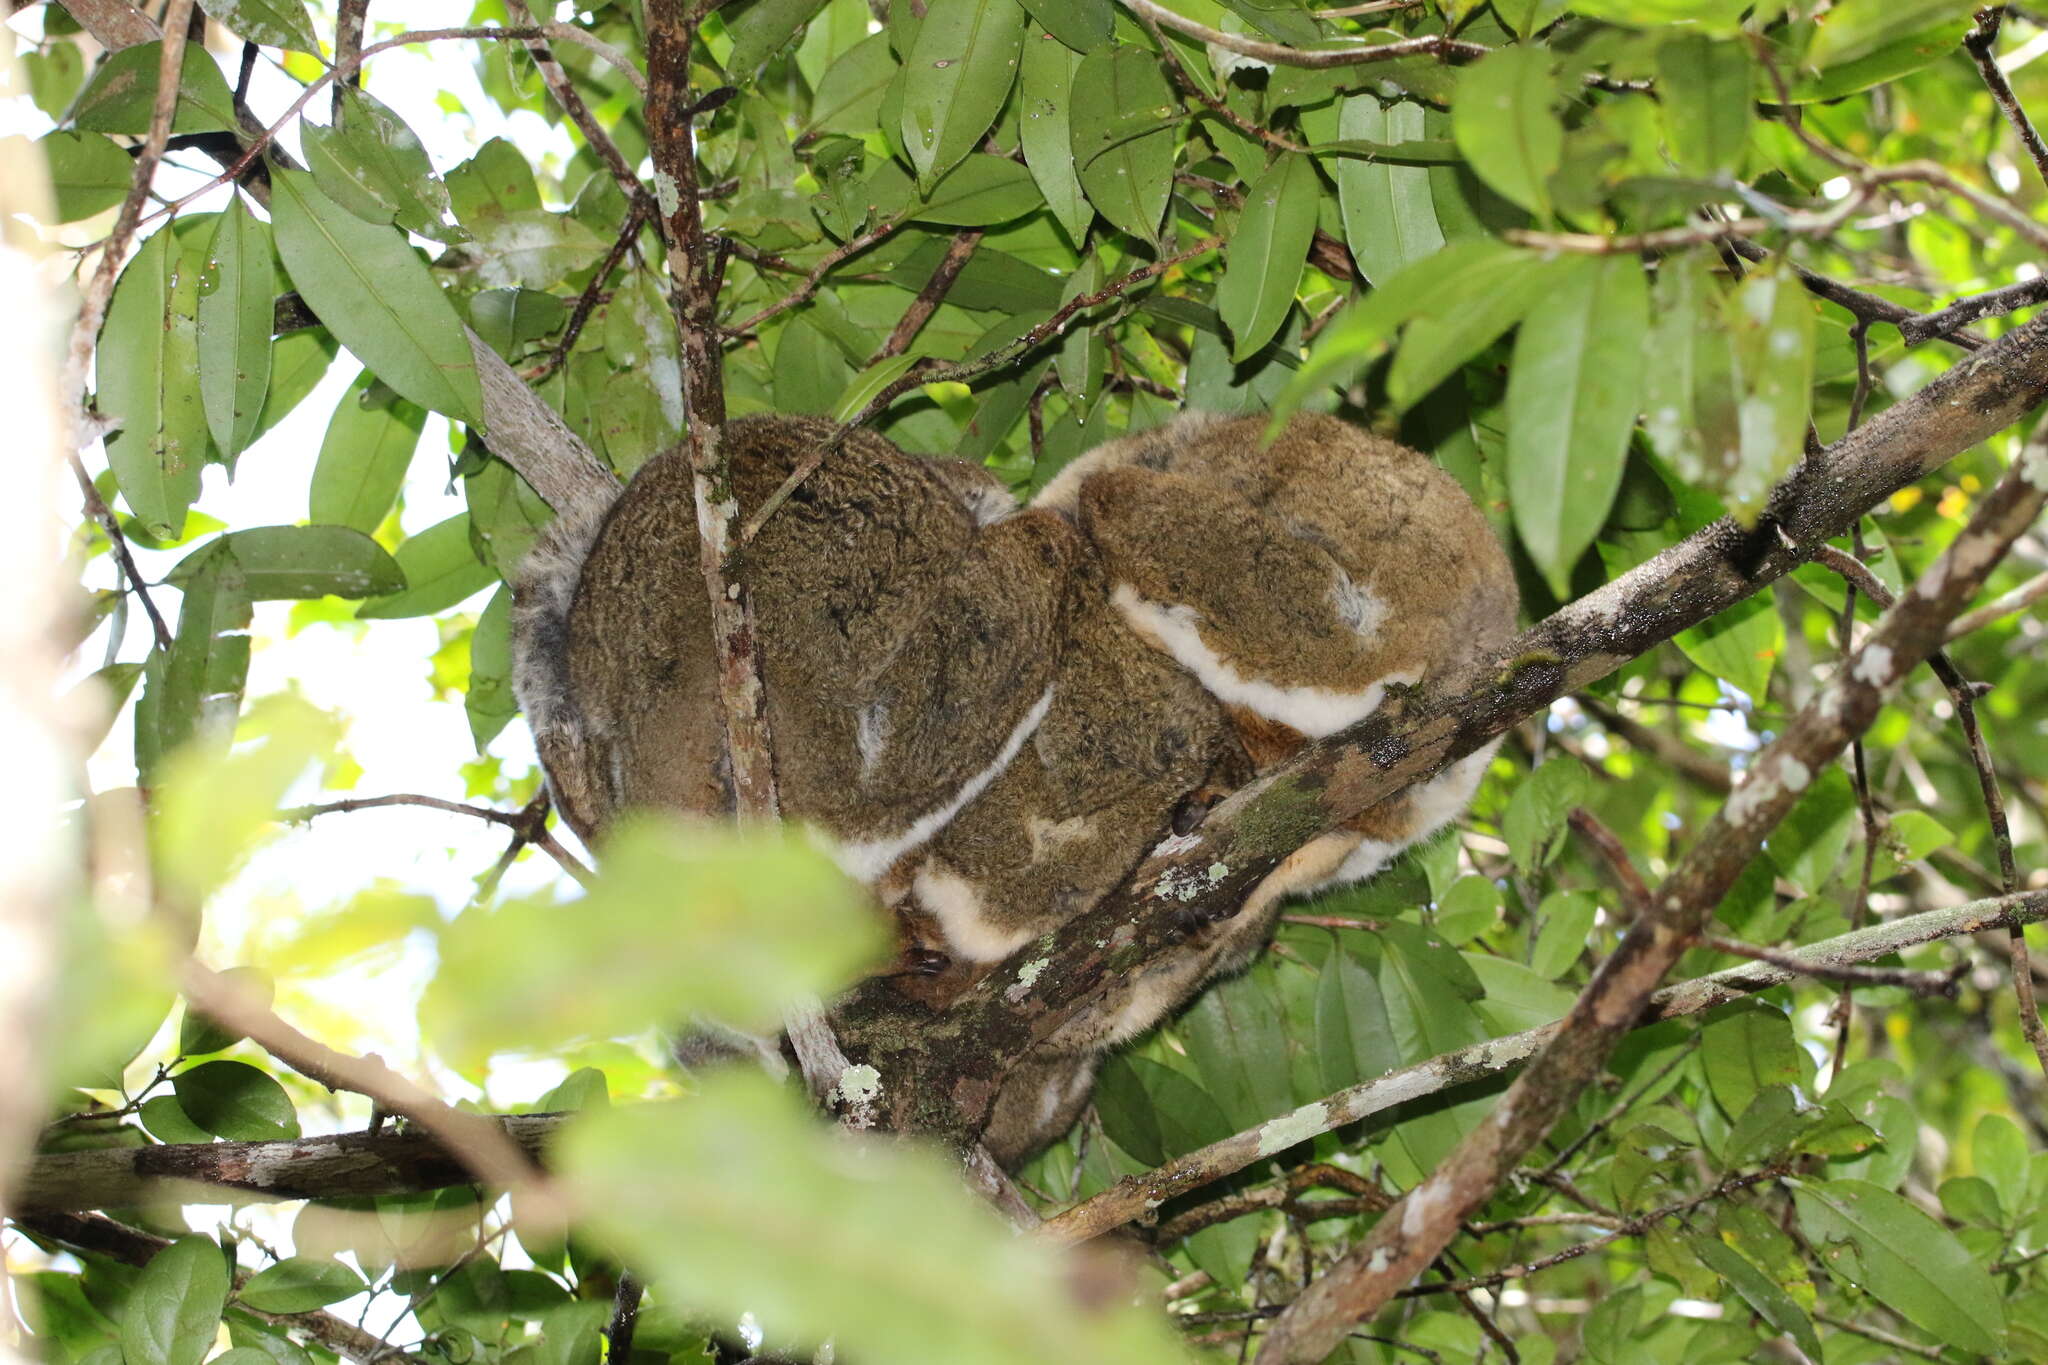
xmin=511 ymin=411 xmax=1517 ymax=1169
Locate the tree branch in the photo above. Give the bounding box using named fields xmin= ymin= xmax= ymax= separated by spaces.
xmin=1252 ymin=437 xmax=2048 ymax=1363
xmin=1037 ymin=888 xmax=2048 ymax=1246
xmin=834 ymin=310 xmax=2048 ymax=1154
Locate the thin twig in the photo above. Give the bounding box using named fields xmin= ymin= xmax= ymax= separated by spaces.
xmin=69 ymin=454 xmax=172 ymax=652
xmin=1702 ymin=934 xmax=1959 ymax=995
xmin=506 ymin=0 xmax=652 ymax=215
xmin=1812 ymin=1312 xmax=1946 ymax=1361
xmin=1567 ymin=807 xmax=1649 ymax=917
xmin=1900 ymin=274 xmax=2048 ymax=346
xmin=720 ymin=220 xmax=901 ymax=339
xmin=284 ymin=792 xmax=594 ymax=885
xmin=741 ymin=236 xmax=1223 ymax=544
xmin=871 ymin=229 xmax=983 ymax=363
xmin=1967 ymin=7 xmax=2048 ymax=191
xmin=524 ymin=198 xmax=650 ymax=383
xmin=607 ymin=1275 xmax=644 ymax=1362
xmin=1117 ymin=0 xmax=1487 ymax=68
xmin=1947 ymin=567 xmax=2048 ymax=638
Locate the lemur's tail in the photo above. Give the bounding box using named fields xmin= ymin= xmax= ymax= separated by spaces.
xmin=510 ymin=482 xmax=621 ymax=835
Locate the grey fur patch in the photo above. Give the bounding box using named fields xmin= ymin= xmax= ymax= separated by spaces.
xmin=510 ymin=486 xmax=619 ymax=749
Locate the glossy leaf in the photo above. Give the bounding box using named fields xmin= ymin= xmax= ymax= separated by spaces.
xmin=310 ymin=373 xmax=428 ymax=534
xmin=1385 ymin=246 xmax=1566 ymax=410
xmin=174 ymin=1059 xmax=302 ymax=1141
xmin=1656 ymin=35 xmax=1751 ymax=176
xmin=41 ymin=130 xmax=132 ymax=222
xmin=97 ymin=228 xmax=205 ymax=540
xmin=900 ymin=0 xmax=1026 ymax=187
xmin=356 ymin=515 xmax=495 ymax=619
xmin=134 ymin=541 xmax=251 ymax=779
xmin=1700 ymin=1004 xmax=1804 ymax=1120
xmin=1019 ymin=31 xmax=1090 ymax=242
xmin=1216 ymin=153 xmax=1320 ymax=362
xmin=238 ymin=1259 xmax=365 ymax=1314
xmin=197 ymin=198 xmax=275 ymax=465
xmin=807 ymin=33 xmax=899 ymax=135
xmin=1505 ymin=253 xmax=1648 ymax=594
xmin=1451 ymin=45 xmax=1561 ymax=219
xmin=1793 ymin=1177 xmax=2005 ymax=1353
xmin=1069 ymin=45 xmax=1178 ymax=242
xmin=304 ymin=87 xmax=462 ymax=244
xmin=121 ymin=1237 xmax=230 ymax=1365
xmin=466 ymin=587 xmax=518 ymax=750
xmin=71 ymin=42 xmax=237 ymax=135
xmin=728 ymin=0 xmax=833 ymax=74
xmin=170 ymin=525 xmax=405 ymax=600
xmin=270 ymin=169 xmax=485 ymax=426
xmin=179 ymin=965 xmax=273 ymax=1054
xmin=1722 ymin=261 xmax=1815 ymax=521
xmin=1807 ymin=0 xmax=1977 ymax=71
xmin=1333 ymin=97 xmax=1444 ymax=286
xmin=1017 ymin=0 xmax=1111 ymax=50
xmin=1690 ymin=1234 xmax=1823 ymax=1360
xmin=204 ymin=0 xmax=320 ymax=53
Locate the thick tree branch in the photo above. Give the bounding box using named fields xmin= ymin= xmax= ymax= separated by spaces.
xmin=14 ymin=1115 xmax=562 ymax=1214
xmin=834 ymin=311 xmax=2048 ymax=1149
xmin=1253 ymin=440 xmax=2048 ymax=1363
xmin=14 ymin=894 xmax=2040 ymax=1221
xmin=1039 ymin=888 xmax=2048 ymax=1246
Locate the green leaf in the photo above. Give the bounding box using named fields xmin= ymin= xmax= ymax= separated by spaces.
xmin=900 ymin=0 xmax=1027 ymax=187
xmin=134 ymin=541 xmax=252 ymax=780
xmin=1793 ymin=1177 xmax=2005 ymax=1354
xmin=121 ymin=1236 xmax=230 ymax=1365
xmin=270 ymin=169 xmax=484 ymax=427
xmin=1700 ymin=1003 xmax=1803 ymax=1120
xmin=1505 ymin=253 xmax=1648 ymax=595
xmin=1973 ymin=1112 xmax=2029 ymax=1221
xmin=1053 ymin=255 xmax=1105 ymax=406
xmin=831 ymin=354 xmax=922 ymax=423
xmin=1529 ymin=890 xmax=1597 ymax=979
xmin=465 ymin=457 xmax=553 ymax=579
xmin=464 ymin=209 xmax=607 ymax=291
xmin=72 ymin=42 xmax=237 ymax=135
xmin=728 ymin=0 xmax=833 ymax=75
xmin=883 ymin=154 xmax=1045 ymax=226
xmin=1567 ymin=0 xmax=1749 ymax=31
xmin=1690 ymin=1234 xmax=1823 ymax=1361
xmin=1721 ymin=261 xmax=1814 ymax=521
xmin=173 ymin=1059 xmax=302 ymax=1141
xmin=466 ymin=587 xmax=519 ymax=750
xmin=305 ymin=88 xmax=463 ymax=244
xmin=807 ymin=33 xmax=899 ymax=136
xmin=238 ymin=1258 xmax=365 ymax=1314
xmin=469 ymin=288 xmax=567 ymax=358
xmin=41 ymin=131 xmax=133 ymax=222
xmin=171 ymin=526 xmax=406 ymax=600
xmin=1069 ymin=45 xmax=1178 ymax=243
xmin=773 ymin=316 xmax=856 ymax=414
xmin=1017 ymin=0 xmax=1111 ymax=50
xmin=1315 ymin=941 xmax=1400 ymax=1091
xmin=197 ymin=198 xmax=276 ymax=466
xmin=139 ymin=1094 xmax=212 ymax=1144
xmin=448 ymin=138 xmax=544 ymax=222
xmin=1216 ymin=153 xmax=1320 ymax=362
xmin=560 ymin=1076 xmax=1187 ymax=1365
xmin=1656 ymin=36 xmax=1751 ymax=177
xmin=1333 ymin=98 xmax=1444 ymax=287
xmin=1806 ymin=0 xmax=1976 ymax=71
xmin=1764 ymin=765 xmax=1857 ymax=895
xmin=1451 ymin=45 xmax=1561 ymax=219
xmin=1018 ymin=32 xmax=1090 ymax=242
xmin=423 ymin=820 xmax=885 ymax=1066
xmin=1792 ymin=16 xmax=1974 ymax=101
xmin=204 ymin=0 xmax=321 ymax=53
xmin=1433 ymin=874 xmax=1500 ymax=946
xmin=1501 ymin=756 xmax=1591 ymax=872
xmin=180 ymin=965 xmax=273 ymax=1055
xmin=1182 ymin=965 xmax=1295 ymax=1130
xmin=310 ymin=373 xmax=428 ymax=534
xmin=356 ymin=515 xmax=495 ymax=619
xmin=1385 ymin=247 xmax=1565 ymax=411
xmin=1674 ymin=593 xmax=1780 ymax=702
xmin=253 ymin=329 xmax=340 ymax=443
xmin=98 ymin=228 xmax=206 ymax=540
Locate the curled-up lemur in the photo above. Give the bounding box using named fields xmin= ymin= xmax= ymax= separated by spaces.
xmin=510 ymin=411 xmax=1517 ymax=1168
